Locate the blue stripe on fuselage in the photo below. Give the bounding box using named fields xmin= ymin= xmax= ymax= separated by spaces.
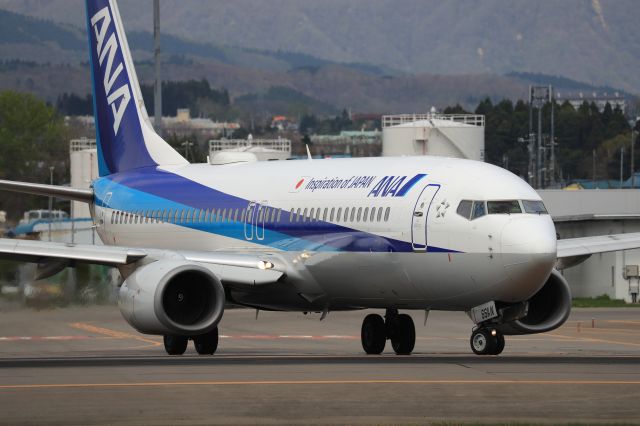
xmin=94 ymin=168 xmax=460 ymax=253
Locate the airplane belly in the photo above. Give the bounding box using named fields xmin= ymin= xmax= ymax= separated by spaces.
xmin=400 ymin=252 xmax=509 ymax=309
xmin=303 ymin=252 xmax=424 ymax=307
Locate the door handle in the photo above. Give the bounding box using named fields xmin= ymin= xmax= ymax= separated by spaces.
xmin=414 ymin=212 xmax=424 ymax=217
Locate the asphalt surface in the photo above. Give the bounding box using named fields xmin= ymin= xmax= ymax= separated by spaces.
xmin=1 ymin=305 xmax=640 ymax=424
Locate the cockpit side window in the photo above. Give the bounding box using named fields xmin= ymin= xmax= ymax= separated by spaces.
xmin=471 ymin=201 xmax=486 ymax=219
xmin=522 ymin=200 xmax=548 ymax=214
xmin=456 ymin=200 xmax=473 ymax=219
xmin=487 ymin=200 xmax=521 ymax=214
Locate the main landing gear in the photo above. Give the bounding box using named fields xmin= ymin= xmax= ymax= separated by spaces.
xmin=163 ymin=327 xmax=219 ymax=355
xmin=361 ymin=309 xmax=415 ymax=355
xmin=470 ymin=327 xmax=505 ymax=356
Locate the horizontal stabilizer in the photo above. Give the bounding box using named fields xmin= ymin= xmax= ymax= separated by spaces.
xmin=0 ymin=179 xmax=93 ymax=203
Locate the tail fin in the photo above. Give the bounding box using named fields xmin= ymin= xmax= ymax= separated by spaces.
xmin=85 ymin=0 xmax=187 ymax=177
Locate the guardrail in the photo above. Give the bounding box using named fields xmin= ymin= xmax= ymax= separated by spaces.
xmin=382 ymin=114 xmax=484 ymax=128
xmin=209 ymin=138 xmax=291 ymax=152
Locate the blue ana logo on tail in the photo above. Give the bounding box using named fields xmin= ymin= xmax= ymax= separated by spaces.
xmin=90 ymin=7 xmax=130 ymax=135
xmin=85 ymin=0 xmax=157 ymax=176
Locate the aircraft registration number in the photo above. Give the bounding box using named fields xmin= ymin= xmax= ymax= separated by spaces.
xmin=470 ymin=301 xmax=498 ymax=324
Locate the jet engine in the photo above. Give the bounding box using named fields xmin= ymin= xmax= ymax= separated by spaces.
xmin=497 ymin=269 xmax=571 ymax=335
xmin=118 ymin=260 xmax=225 ymax=336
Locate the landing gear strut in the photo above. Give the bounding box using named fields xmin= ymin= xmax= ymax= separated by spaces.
xmin=361 ymin=309 xmax=416 ymax=355
xmin=470 ymin=327 xmax=505 ymax=355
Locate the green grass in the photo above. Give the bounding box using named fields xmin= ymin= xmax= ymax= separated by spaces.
xmin=572 ymin=294 xmax=640 ymax=307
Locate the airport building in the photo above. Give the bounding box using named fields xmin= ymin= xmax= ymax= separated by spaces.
xmin=555 ymin=91 xmax=627 ymax=114
xmin=540 ymin=190 xmax=640 ymax=303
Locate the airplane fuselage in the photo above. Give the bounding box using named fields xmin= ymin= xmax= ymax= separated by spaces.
xmin=92 ymin=155 xmax=557 ymax=312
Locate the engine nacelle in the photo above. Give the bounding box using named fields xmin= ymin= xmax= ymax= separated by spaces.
xmin=496 ymin=269 xmax=571 ymax=335
xmin=118 ymin=260 xmax=225 ymax=336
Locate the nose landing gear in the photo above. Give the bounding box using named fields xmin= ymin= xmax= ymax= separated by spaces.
xmin=361 ymin=309 xmax=416 ymax=355
xmin=470 ymin=327 xmax=505 ymax=355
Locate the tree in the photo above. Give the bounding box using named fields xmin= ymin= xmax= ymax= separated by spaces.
xmin=0 ymin=91 xmax=69 ymax=218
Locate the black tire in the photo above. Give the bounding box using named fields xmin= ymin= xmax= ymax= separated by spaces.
xmin=493 ymin=333 xmax=505 ymax=355
xmin=163 ymin=334 xmax=188 ymax=355
xmin=194 ymin=327 xmax=219 ymax=355
xmin=361 ymin=314 xmax=386 ymax=354
xmin=391 ymin=314 xmax=415 ymax=355
xmin=470 ymin=329 xmax=497 ymax=356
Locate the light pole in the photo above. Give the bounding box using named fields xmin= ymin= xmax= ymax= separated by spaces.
xmin=181 ymin=141 xmax=194 ymax=161
xmin=48 ymin=166 xmax=54 ymax=242
xmin=632 ymin=130 xmax=636 ymax=188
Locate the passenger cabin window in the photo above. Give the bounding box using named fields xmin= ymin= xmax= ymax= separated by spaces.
xmin=471 ymin=201 xmax=486 ymax=219
xmin=487 ymin=200 xmax=521 ymax=214
xmin=522 ymin=200 xmax=548 ymax=214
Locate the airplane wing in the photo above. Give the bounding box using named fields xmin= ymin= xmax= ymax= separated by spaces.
xmin=0 ymin=238 xmax=284 ymax=286
xmin=556 ymin=232 xmax=640 ymax=269
xmin=0 ymin=179 xmax=93 ymax=202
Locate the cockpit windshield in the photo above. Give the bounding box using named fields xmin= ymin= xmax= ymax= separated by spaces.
xmin=522 ymin=200 xmax=548 ymax=214
xmin=487 ymin=200 xmax=521 ymax=214
xmin=456 ymin=199 xmax=549 ymax=220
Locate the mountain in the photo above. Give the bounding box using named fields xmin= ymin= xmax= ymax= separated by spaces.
xmin=0 ymin=0 xmax=638 ymax=94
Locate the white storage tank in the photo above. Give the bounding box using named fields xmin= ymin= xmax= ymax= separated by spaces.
xmin=70 ymin=138 xmax=98 ymax=219
xmin=382 ymin=113 xmax=485 ymax=161
xmin=209 ymin=137 xmax=291 ymax=162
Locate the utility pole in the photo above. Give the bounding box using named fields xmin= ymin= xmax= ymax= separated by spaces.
xmin=48 ymin=166 xmax=54 ymax=242
xmin=529 ymin=85 xmax=554 ymax=189
xmin=549 ymin=86 xmax=556 ymax=187
xmin=153 ymin=0 xmax=162 ymax=132
xmin=632 ymin=129 xmax=636 ymax=188
xmin=620 ymin=147 xmax=624 ymax=188
xmin=537 ymin=105 xmax=543 ymax=188
xmin=592 ymin=149 xmax=596 ymax=185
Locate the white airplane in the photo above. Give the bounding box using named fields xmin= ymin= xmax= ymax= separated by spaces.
xmin=1 ymin=0 xmax=639 ymax=357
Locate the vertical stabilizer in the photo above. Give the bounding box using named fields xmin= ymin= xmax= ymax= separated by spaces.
xmin=85 ymin=0 xmax=187 ymax=177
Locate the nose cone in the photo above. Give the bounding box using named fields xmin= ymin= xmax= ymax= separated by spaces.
xmin=500 ymin=216 xmax=557 ymax=301
xmin=502 ymin=216 xmax=557 ymax=255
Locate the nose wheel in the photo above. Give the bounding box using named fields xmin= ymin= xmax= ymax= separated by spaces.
xmin=361 ymin=310 xmax=416 ymax=355
xmin=470 ymin=328 xmax=505 ymax=355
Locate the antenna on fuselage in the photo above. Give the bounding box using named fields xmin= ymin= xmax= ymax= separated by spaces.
xmin=306 ymin=144 xmax=313 ymax=161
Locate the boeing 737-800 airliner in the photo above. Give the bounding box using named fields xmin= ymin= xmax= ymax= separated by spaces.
xmin=1 ymin=0 xmax=640 ymax=356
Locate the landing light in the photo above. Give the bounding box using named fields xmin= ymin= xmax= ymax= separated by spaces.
xmin=258 ymin=261 xmax=274 ymax=270
xmin=491 ymin=329 xmax=497 ymax=336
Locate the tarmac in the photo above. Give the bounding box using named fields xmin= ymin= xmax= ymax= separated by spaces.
xmin=0 ymin=304 xmax=640 ymax=424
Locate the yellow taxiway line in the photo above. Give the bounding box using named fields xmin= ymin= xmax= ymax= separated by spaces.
xmin=2 ymin=379 xmax=640 ymax=390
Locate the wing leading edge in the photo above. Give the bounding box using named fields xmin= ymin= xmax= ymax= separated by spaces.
xmin=556 ymin=232 xmax=640 ymax=269
xmin=0 ymin=180 xmax=93 ymax=203
xmin=0 ymin=238 xmax=284 ymax=287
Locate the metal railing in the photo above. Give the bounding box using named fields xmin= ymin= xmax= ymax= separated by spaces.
xmin=382 ymin=114 xmax=484 ymax=128
xmin=209 ymin=138 xmax=291 ymax=153
xmin=70 ymin=138 xmax=96 ymax=152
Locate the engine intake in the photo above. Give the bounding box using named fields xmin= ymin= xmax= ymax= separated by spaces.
xmin=496 ymin=269 xmax=571 ymax=335
xmin=119 ymin=261 xmax=225 ymax=336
